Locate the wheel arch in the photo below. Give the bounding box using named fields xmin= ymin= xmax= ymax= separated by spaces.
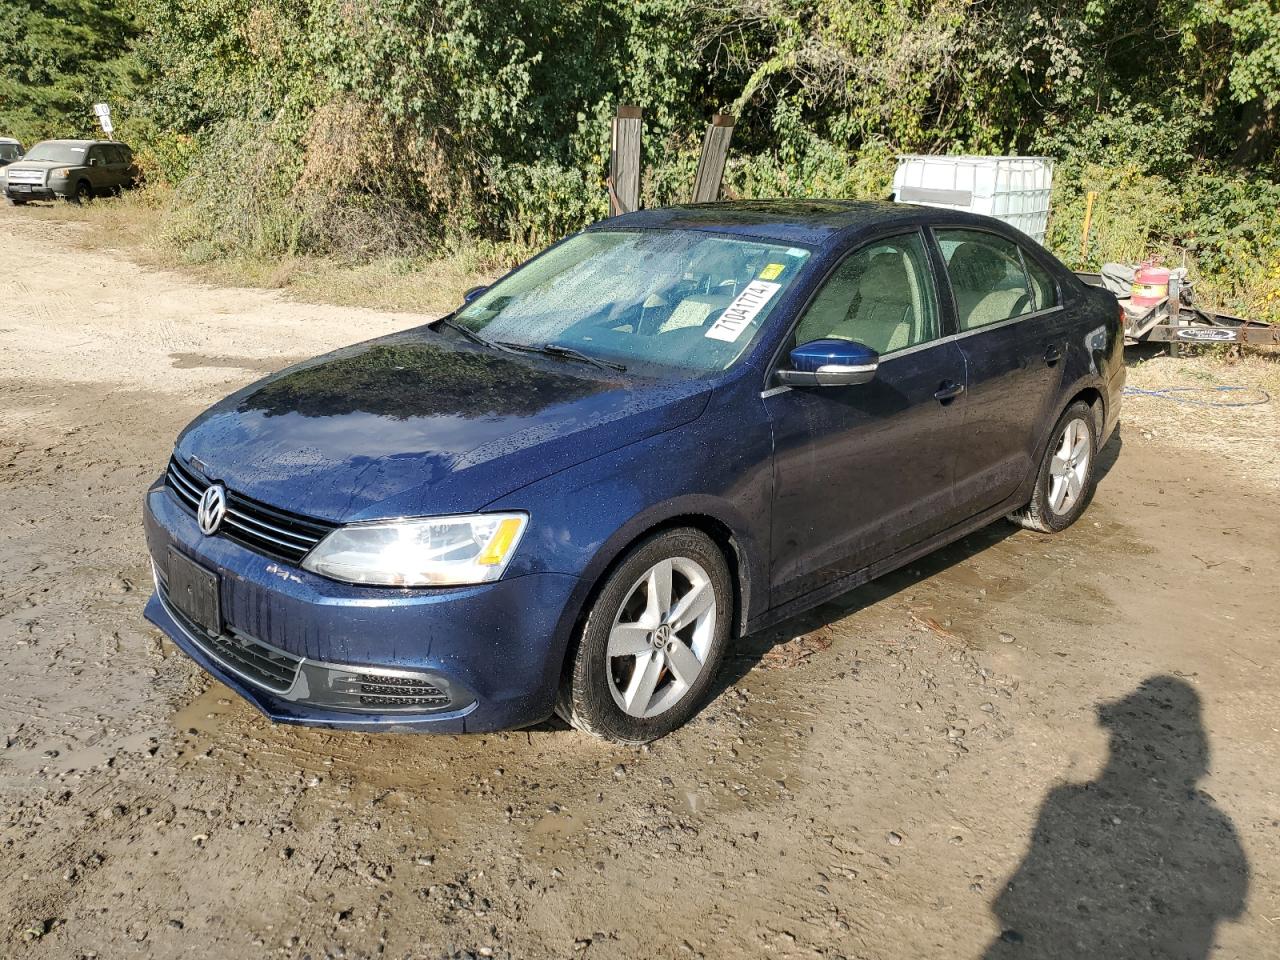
xmin=552 ymin=501 xmax=758 ymax=690
xmin=1016 ymin=379 xmax=1107 ymax=507
xmin=1068 ymin=385 xmax=1105 ymax=435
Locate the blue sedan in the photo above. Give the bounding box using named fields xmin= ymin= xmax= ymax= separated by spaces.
xmin=143 ymin=200 xmax=1124 ymax=743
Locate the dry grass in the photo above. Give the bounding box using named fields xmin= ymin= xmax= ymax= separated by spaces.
xmin=1124 ymin=349 xmax=1280 ymax=487
xmin=15 ymin=187 xmax=500 ymax=315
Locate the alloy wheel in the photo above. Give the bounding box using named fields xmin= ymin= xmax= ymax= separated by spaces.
xmin=1048 ymin=417 xmax=1091 ymax=515
xmin=606 ymin=557 xmax=717 ymax=719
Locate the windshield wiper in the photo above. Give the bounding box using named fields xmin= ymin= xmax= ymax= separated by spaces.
xmin=494 ymin=341 xmax=627 ymax=372
xmin=433 ymin=315 xmax=494 ymax=348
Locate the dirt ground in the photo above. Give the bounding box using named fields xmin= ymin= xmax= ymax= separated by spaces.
xmin=1 ymin=203 xmax=1278 ymax=959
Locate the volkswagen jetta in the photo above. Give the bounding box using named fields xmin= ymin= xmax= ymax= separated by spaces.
xmin=143 ymin=200 xmax=1124 ymax=743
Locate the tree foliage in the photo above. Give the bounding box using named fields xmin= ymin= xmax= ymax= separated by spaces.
xmin=3 ymin=0 xmax=1279 ymax=315
xmin=0 ymin=0 xmax=140 ymax=143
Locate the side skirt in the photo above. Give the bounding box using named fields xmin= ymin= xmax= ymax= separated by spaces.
xmin=743 ymin=491 xmax=1027 ymax=636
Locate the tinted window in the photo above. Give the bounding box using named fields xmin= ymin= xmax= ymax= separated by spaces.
xmin=1023 ymin=252 xmax=1058 ymax=311
xmin=794 ymin=232 xmax=938 ymax=355
xmin=87 ymin=146 xmax=107 ymax=165
xmin=0 ymin=144 xmax=18 ymax=161
xmin=101 ymin=145 xmax=124 ymax=163
xmin=937 ymin=229 xmax=1035 ymax=331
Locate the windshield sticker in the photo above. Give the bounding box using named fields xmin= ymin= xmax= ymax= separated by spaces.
xmin=704 ymin=280 xmax=781 ymax=342
xmin=759 ymin=263 xmax=785 ymax=281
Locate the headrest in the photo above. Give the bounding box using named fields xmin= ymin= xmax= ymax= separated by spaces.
xmin=947 ymin=242 xmax=1006 ymax=290
xmin=858 ymin=252 xmax=912 ymax=302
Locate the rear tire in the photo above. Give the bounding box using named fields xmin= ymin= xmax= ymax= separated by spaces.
xmin=1008 ymin=401 xmax=1098 ymax=533
xmin=556 ymin=528 xmax=732 ymax=744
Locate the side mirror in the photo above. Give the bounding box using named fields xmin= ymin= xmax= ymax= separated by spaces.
xmin=88 ymin=157 xmax=99 ymax=167
xmin=776 ymin=338 xmax=879 ymax=387
xmin=462 ymin=284 xmax=488 ymax=305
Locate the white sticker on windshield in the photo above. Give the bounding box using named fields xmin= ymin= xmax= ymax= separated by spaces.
xmin=704 ymin=280 xmax=781 ymax=343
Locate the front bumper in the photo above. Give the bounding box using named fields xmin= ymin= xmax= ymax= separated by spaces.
xmin=5 ymin=185 xmax=60 ymax=200
xmin=143 ymin=485 xmax=580 ymax=732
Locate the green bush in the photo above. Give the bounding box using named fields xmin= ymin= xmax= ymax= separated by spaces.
xmin=16 ymin=0 xmax=1279 ymax=320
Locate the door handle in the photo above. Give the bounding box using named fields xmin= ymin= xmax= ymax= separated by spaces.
xmin=1043 ymin=344 xmax=1063 ymax=366
xmin=934 ymin=380 xmax=965 ymax=404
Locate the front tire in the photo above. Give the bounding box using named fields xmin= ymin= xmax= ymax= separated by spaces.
xmin=1008 ymin=401 xmax=1098 ymax=533
xmin=556 ymin=528 xmax=732 ymax=744
xmin=7 ymin=196 xmax=26 ymax=206
xmin=72 ymin=180 xmax=93 ymax=204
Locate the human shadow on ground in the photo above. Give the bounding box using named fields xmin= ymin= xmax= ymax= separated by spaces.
xmin=983 ymin=675 xmax=1248 ymax=959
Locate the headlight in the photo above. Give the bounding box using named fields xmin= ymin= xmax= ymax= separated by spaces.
xmin=48 ymin=167 xmax=70 ymax=179
xmin=301 ymin=513 xmax=527 ymax=586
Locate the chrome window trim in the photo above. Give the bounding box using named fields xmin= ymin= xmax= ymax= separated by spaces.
xmin=816 ymin=363 xmax=878 ymax=374
xmin=759 ymin=304 xmax=1064 ymax=388
xmin=879 ymin=305 xmax=1065 ymax=363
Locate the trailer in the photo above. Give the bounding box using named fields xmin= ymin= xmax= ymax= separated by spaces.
xmin=1076 ymin=266 xmax=1279 ymax=349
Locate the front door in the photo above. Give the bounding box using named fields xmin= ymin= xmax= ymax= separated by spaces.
xmin=764 ymin=230 xmax=966 ymax=606
xmin=85 ymin=145 xmax=109 ymax=195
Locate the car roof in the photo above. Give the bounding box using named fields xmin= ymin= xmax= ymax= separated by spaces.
xmin=30 ymin=139 xmax=126 ymax=148
xmin=589 ymin=199 xmax=1021 ymax=248
xmin=0 ymin=137 xmax=20 ymax=144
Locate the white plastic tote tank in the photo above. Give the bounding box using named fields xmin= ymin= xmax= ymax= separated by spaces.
xmin=892 ymin=155 xmax=1054 ymax=244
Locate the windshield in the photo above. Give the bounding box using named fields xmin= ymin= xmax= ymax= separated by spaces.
xmin=24 ymin=142 xmax=88 ymax=164
xmin=454 ymin=230 xmax=811 ymax=376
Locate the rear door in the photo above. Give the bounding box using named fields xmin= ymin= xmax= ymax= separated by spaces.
xmin=764 ymin=229 xmax=967 ymax=606
xmin=933 ymin=227 xmax=1070 ymax=515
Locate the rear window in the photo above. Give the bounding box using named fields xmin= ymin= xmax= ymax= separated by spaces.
xmin=1023 ymin=253 xmax=1059 ymax=311
xmin=0 ymin=143 xmax=20 ymax=161
xmin=936 ymin=229 xmax=1037 ymax=331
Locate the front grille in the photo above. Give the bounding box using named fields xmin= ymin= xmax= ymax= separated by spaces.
xmin=349 ymin=673 xmax=451 ymax=709
xmin=5 ymin=168 xmax=44 ymax=185
xmin=165 ymin=456 xmax=336 ymax=564
xmin=156 ymin=574 xmax=303 ymax=693
xmin=202 ymin=629 xmax=303 ymax=692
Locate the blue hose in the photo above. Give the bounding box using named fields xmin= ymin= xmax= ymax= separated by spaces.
xmin=1122 ymin=385 xmax=1271 ymax=407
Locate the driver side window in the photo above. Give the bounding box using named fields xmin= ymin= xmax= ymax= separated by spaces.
xmin=793 ymin=232 xmax=939 ymax=355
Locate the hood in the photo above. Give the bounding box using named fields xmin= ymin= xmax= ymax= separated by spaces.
xmin=175 ymin=329 xmax=712 ymax=523
xmin=6 ymin=160 xmax=71 ymax=171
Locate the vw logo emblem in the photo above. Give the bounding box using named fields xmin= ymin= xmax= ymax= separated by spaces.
xmin=197 ymin=483 xmax=227 ymax=536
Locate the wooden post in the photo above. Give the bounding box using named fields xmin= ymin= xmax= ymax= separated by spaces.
xmin=610 ymin=105 xmax=642 ymax=216
xmin=691 ymin=114 xmax=735 ymax=203
xmin=1079 ymin=191 xmax=1097 ymax=260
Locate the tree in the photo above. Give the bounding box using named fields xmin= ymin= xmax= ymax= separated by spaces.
xmin=0 ymin=0 xmax=140 ymax=143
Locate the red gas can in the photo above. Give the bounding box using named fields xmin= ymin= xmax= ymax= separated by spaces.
xmin=1131 ymin=263 xmax=1172 ymax=308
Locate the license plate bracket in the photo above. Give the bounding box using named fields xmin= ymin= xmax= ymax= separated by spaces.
xmin=166 ymin=548 xmax=222 ymax=636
